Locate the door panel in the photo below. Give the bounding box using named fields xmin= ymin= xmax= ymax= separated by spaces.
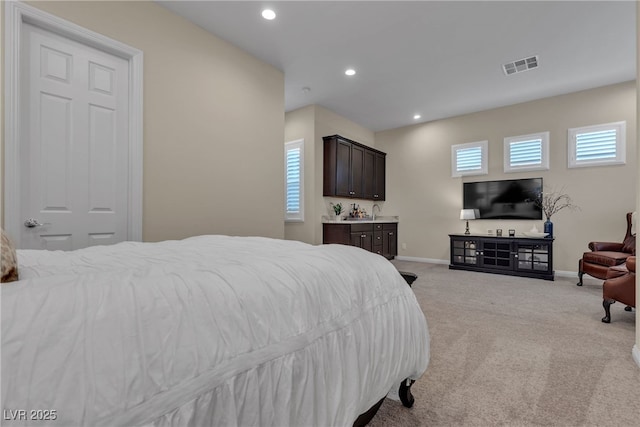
xmin=363 ymin=149 xmax=375 ymax=199
xmin=336 ymin=140 xmax=351 ymax=197
xmin=374 ymin=153 xmax=385 ymax=200
xmin=21 ymin=23 xmax=129 ymax=250
xmin=350 ymin=144 xmax=365 ymax=197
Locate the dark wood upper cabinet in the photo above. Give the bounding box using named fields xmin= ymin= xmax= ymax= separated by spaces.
xmin=350 ymin=144 xmax=365 ymax=198
xmin=335 ymin=139 xmax=351 ymax=197
xmin=362 ymin=150 xmax=376 ymax=199
xmin=373 ymin=152 xmax=385 ymax=200
xmin=323 ymin=135 xmax=386 ymax=201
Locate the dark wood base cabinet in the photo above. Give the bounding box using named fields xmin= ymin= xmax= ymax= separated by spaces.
xmin=323 ymin=222 xmax=397 ymax=259
xmin=449 ymin=234 xmax=554 ymax=280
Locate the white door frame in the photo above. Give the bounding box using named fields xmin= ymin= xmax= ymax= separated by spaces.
xmin=4 ymin=0 xmax=143 ymax=243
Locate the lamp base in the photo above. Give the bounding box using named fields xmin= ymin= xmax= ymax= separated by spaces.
xmin=464 ymin=220 xmax=470 ymax=235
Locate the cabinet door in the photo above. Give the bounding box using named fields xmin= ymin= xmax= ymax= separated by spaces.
xmin=351 ymin=231 xmax=373 ymax=252
xmin=514 ymin=242 xmax=552 ymax=273
xmin=322 ymin=224 xmax=351 ymax=246
xmin=373 ymin=152 xmax=386 ymax=201
xmin=335 ymin=139 xmax=352 ymax=197
xmin=350 ymin=144 xmax=365 ymax=198
xmin=450 ymin=238 xmax=478 ymax=266
xmin=382 ymin=223 xmax=397 ymax=259
xmin=479 ymin=240 xmax=512 ymax=270
xmin=362 ymin=149 xmax=376 ymax=199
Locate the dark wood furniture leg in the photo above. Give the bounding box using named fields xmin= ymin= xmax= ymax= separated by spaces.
xmin=353 ymin=397 xmax=385 ymax=427
xmin=399 ymin=378 xmax=416 ymax=408
xmin=602 ymin=298 xmax=614 ymax=323
xmin=577 ymin=270 xmax=584 ymax=286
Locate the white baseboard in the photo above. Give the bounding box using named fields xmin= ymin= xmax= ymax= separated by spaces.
xmin=633 ymin=345 xmax=640 ymax=369
xmin=395 ymin=256 xmax=448 ymax=265
xmin=554 ymin=270 xmax=577 ymax=278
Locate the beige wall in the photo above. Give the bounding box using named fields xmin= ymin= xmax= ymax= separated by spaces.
xmin=2 ymin=0 xmax=285 ymax=241
xmin=376 ymin=81 xmax=637 ymax=273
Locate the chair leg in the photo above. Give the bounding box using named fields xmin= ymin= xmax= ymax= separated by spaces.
xmin=577 ymin=270 xmax=584 ymax=286
xmin=602 ymin=299 xmax=614 ymax=323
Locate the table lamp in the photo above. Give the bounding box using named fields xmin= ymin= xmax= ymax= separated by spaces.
xmin=460 ymin=209 xmax=477 ymax=235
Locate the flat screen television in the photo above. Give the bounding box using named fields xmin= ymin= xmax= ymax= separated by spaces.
xmin=463 ymin=178 xmax=542 ymax=220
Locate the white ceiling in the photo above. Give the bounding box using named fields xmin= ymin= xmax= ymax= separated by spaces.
xmin=158 ymin=1 xmax=636 ymax=132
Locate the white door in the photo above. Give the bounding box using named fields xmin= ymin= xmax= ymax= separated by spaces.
xmin=19 ymin=23 xmax=130 ymax=250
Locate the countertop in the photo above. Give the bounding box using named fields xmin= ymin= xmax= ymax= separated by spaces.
xmin=322 ymin=215 xmax=399 ymax=224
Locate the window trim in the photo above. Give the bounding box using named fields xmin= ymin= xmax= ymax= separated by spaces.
xmin=285 ymin=139 xmax=304 ymax=222
xmin=503 ymin=131 xmax=550 ymax=173
xmin=568 ymin=121 xmax=626 ymax=168
xmin=451 ymin=140 xmax=488 ymax=177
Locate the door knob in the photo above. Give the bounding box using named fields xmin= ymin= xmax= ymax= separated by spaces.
xmin=24 ymin=218 xmax=48 ymax=228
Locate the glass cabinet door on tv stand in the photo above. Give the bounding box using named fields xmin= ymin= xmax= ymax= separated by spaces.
xmin=451 ymin=238 xmax=478 ymax=266
xmin=514 ymin=241 xmax=552 ymax=274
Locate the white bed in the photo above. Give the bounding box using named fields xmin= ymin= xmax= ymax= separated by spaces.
xmin=2 ymin=235 xmax=429 ymax=426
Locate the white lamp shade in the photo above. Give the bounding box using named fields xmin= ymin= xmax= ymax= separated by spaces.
xmin=460 ymin=209 xmax=477 ymax=220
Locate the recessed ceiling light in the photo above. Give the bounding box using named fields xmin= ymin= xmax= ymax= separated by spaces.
xmin=345 ymin=69 xmax=356 ymax=76
xmin=413 ymin=114 xmax=421 ymax=120
xmin=261 ymin=9 xmax=276 ymax=20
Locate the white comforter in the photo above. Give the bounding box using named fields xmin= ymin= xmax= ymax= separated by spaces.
xmin=2 ymin=235 xmax=429 ymax=426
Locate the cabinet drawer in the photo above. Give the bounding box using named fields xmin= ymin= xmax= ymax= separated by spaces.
xmin=383 ymin=223 xmax=397 ymax=231
xmin=374 ymin=231 xmax=383 ymax=244
xmin=351 ymin=223 xmax=373 ymax=232
xmin=373 ymin=223 xmax=383 ymax=231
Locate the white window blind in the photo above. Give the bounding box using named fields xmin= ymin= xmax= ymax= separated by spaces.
xmin=576 ymin=130 xmax=617 ymax=160
xmin=504 ymin=132 xmax=549 ymax=173
xmin=285 ymin=139 xmax=304 ymax=222
xmin=568 ymin=121 xmax=625 ymax=168
xmin=451 ymin=141 xmax=488 ymax=177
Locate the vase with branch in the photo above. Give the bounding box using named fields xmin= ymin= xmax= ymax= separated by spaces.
xmin=535 ymin=187 xmax=580 ymax=238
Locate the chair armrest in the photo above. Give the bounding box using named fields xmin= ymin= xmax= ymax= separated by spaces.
xmin=589 ymin=242 xmax=624 ymax=252
xmin=627 ymin=256 xmax=636 ymax=273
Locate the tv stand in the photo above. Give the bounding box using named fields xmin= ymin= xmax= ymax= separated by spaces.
xmin=449 ymin=234 xmax=554 ymax=280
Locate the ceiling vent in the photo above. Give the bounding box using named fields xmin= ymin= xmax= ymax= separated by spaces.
xmin=503 ymin=55 xmax=539 ymax=76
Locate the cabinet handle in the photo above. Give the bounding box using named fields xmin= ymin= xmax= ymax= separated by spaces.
xmin=389 ymin=232 xmax=394 ymax=236
xmin=361 ymin=234 xmax=366 ymax=238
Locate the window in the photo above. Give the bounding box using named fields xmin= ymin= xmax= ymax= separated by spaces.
xmin=503 ymin=131 xmax=549 ymax=173
xmin=451 ymin=140 xmax=488 ymax=177
xmin=568 ymin=121 xmax=626 ymax=168
xmin=285 ymin=139 xmax=304 ymax=222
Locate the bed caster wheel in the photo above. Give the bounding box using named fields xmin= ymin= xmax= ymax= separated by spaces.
xmin=399 ymin=378 xmax=415 ymax=408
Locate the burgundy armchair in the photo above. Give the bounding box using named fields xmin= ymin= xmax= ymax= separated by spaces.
xmin=602 ymin=256 xmax=636 ymax=323
xmin=577 ymin=212 xmax=636 ymax=286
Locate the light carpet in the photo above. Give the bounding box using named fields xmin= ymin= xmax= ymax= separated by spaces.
xmin=370 ymin=261 xmax=639 ymax=426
